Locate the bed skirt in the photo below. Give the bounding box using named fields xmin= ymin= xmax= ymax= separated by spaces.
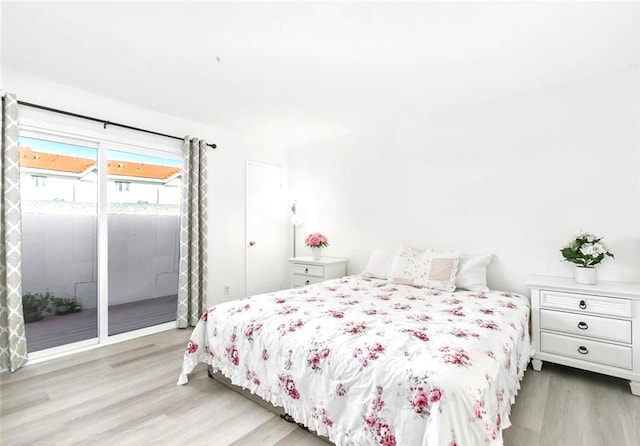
xmin=207 ymin=365 xmax=333 ymax=444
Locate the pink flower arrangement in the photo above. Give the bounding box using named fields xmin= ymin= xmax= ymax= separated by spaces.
xmin=305 ymin=232 xmax=329 ymax=248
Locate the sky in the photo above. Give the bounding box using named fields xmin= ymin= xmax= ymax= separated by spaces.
xmin=20 ymin=137 xmax=182 ymax=167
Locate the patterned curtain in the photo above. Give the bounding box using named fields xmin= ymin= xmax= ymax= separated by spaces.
xmin=176 ymin=138 xmax=208 ymax=328
xmin=0 ymin=92 xmax=28 ymax=371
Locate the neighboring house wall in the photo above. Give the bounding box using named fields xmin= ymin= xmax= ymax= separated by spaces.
xmin=21 ymin=172 xmax=79 ymax=202
xmin=287 ymin=67 xmax=640 ymax=296
xmin=107 ymin=180 xmax=178 ymax=204
xmin=20 ymin=170 xmax=181 ymax=205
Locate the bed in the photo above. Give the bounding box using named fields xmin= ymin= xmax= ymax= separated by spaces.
xmin=178 ymin=273 xmax=531 ymax=446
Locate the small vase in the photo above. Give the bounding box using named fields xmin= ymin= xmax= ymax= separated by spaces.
xmin=311 ymin=247 xmax=322 ymax=260
xmin=575 ymin=266 xmax=596 ymax=285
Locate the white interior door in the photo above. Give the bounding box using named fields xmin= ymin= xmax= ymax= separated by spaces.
xmin=246 ymin=161 xmax=284 ymax=296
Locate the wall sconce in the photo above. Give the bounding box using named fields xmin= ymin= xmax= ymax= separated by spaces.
xmin=291 ymin=201 xmax=304 ymax=257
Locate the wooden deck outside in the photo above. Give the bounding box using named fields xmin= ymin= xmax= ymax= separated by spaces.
xmin=24 ymin=294 xmax=178 ymax=352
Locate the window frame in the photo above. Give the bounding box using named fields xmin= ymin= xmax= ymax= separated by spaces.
xmin=31 ymin=174 xmax=47 ymax=188
xmin=114 ymin=181 xmax=131 ymax=192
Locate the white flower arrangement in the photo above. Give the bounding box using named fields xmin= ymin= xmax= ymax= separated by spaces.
xmin=560 ymin=231 xmax=614 ymax=268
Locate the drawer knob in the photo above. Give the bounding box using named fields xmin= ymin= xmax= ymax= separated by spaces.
xmin=578 ymin=300 xmax=587 ymax=310
xmin=305 ymin=280 xmax=310 ymax=285
xmin=577 ymin=321 xmax=589 ymax=330
xmin=578 ymin=346 xmax=589 ymax=355
xmin=305 ymin=268 xmax=309 ymax=273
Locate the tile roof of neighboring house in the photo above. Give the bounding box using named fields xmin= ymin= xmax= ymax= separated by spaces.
xmin=107 ymin=160 xmax=181 ymax=180
xmin=20 ymin=146 xmax=94 ymax=174
xmin=20 ymin=147 xmax=181 ymax=180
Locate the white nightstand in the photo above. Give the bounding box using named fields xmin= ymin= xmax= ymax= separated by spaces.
xmin=288 ymin=257 xmax=347 ymax=288
xmin=527 ymin=275 xmax=640 ymax=396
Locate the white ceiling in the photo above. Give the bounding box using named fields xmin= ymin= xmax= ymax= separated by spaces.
xmin=3 ymin=1 xmax=640 ymax=147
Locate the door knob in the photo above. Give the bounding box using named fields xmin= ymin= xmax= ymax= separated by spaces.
xmin=249 ymin=241 xmax=256 ymax=246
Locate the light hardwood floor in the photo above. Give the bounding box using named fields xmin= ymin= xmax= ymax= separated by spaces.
xmin=1 ymin=329 xmax=638 ymax=446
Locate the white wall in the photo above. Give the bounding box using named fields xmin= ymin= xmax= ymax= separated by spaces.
xmin=3 ymin=70 xmax=289 ymax=306
xmin=288 ymin=67 xmax=640 ymax=296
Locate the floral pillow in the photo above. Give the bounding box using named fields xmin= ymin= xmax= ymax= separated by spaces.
xmin=388 ymin=246 xmax=460 ymax=291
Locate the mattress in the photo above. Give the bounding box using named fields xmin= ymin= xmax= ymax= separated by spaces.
xmin=178 ymin=275 xmax=532 ymax=446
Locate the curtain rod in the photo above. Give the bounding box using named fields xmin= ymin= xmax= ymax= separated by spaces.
xmin=13 ymin=100 xmax=217 ymax=149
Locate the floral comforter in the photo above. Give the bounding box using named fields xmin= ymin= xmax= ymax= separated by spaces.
xmin=178 ymin=275 xmax=531 ymax=446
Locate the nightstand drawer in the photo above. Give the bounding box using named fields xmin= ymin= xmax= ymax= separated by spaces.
xmin=292 ymin=274 xmax=323 ymax=287
xmin=292 ymin=264 xmax=324 ymax=278
xmin=540 ymin=290 xmax=631 ymax=318
xmin=540 ymin=309 xmax=631 ymax=343
xmin=289 ymin=257 xmax=347 ymax=288
xmin=540 ymin=332 xmax=632 ymax=370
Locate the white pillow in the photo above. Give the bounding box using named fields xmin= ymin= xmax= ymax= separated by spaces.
xmin=456 ymin=254 xmax=492 ymax=291
xmin=388 ymin=246 xmax=459 ymax=292
xmin=362 ymin=248 xmax=393 ymax=279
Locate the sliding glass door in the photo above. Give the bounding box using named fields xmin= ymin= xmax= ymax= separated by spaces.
xmin=19 ymin=131 xmax=181 ymax=354
xmin=107 ymin=148 xmax=181 ymax=335
xmin=20 ymin=136 xmax=98 ymax=352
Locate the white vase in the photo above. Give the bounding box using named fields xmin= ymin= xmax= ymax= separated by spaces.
xmin=575 ymin=266 xmax=596 ymax=285
xmin=311 ymin=247 xmax=322 ymax=260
